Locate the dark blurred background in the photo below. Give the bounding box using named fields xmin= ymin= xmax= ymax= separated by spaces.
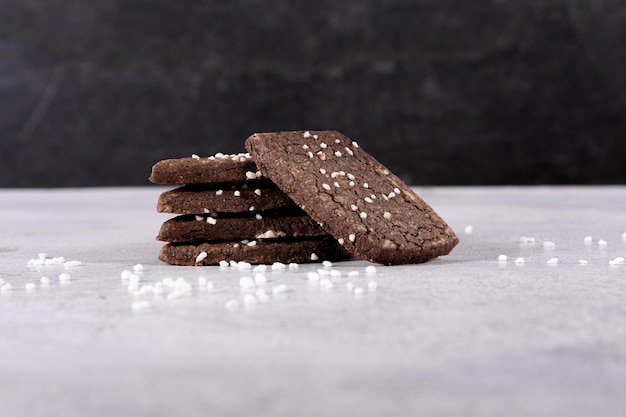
xmin=1 ymin=0 xmax=625 ymax=187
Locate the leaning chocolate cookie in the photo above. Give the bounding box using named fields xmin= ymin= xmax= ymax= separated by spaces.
xmin=245 ymin=130 xmax=458 ymax=265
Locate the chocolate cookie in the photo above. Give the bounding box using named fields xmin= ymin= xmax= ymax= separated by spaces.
xmin=149 ymin=153 xmax=262 ymax=184
xmin=157 ymin=183 xmax=297 ymax=214
xmin=157 ymin=210 xmax=327 ymax=242
xmin=245 ymin=130 xmax=459 ymax=265
xmin=159 ymin=236 xmax=351 ymax=266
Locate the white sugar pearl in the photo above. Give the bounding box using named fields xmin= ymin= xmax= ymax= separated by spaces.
xmin=365 ymin=265 xmax=377 ymax=274
xmin=254 ymin=274 xmax=267 ymax=284
xmin=497 ymin=254 xmax=507 ymax=262
xmin=243 ymin=294 xmax=257 ymax=306
xmin=239 ymin=277 xmax=255 ymax=289
xmin=272 ymin=284 xmax=289 ymax=294
xmin=307 ymin=272 xmax=320 ymax=281
xmin=131 ymin=301 xmax=151 ymax=312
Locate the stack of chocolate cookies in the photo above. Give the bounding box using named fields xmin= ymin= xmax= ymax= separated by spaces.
xmin=149 ymin=152 xmax=350 ymax=265
xmin=150 ymin=130 xmax=459 ymax=266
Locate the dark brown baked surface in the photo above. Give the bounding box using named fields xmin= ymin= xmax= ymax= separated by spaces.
xmin=245 ymin=130 xmax=459 ymax=265
xmin=159 ymin=236 xmax=351 ymax=266
xmin=157 ymin=210 xmax=327 ymax=242
xmin=157 ymin=183 xmax=297 ymax=214
xmin=149 ymin=153 xmax=260 ymax=184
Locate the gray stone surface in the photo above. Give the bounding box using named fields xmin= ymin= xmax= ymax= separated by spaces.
xmin=1 ymin=186 xmax=626 ymax=416
xmin=1 ymin=0 xmax=625 ymax=186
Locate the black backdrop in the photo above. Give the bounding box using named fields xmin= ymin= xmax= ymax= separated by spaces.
xmin=1 ymin=0 xmax=625 ymax=187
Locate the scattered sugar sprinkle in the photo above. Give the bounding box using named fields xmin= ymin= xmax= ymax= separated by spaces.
xmin=330 ymin=269 xmax=342 ymax=277
xmin=1 ymin=283 xmax=12 ymax=292
xmin=322 ymin=260 xmax=333 ymax=267
xmin=25 ymin=282 xmax=36 ymax=290
xmin=254 ymin=189 xmax=262 ymax=196
xmin=622 ymin=232 xmax=626 ymax=241
xmin=246 ymin=171 xmax=257 ymax=180
xmin=514 ymin=257 xmax=525 ymax=265
xmin=349 ymin=234 xmax=356 ymax=242
xmin=319 ymin=278 xmax=334 ymax=290
xmin=288 ymin=263 xmax=299 ymax=269
xmin=320 ymin=168 xmax=327 ymax=175
xmin=207 ymin=216 xmax=217 ymax=225
xmin=133 ymin=263 xmax=143 ymax=271
xmin=598 ymin=239 xmax=608 ymax=247
xmin=542 ymin=241 xmax=556 ymax=249
xmin=367 ymin=281 xmax=378 ymax=291
xmin=237 ymin=261 xmax=252 ymax=270
xmin=583 ymin=236 xmax=593 ymax=245
xmin=383 ymin=212 xmax=391 ymax=219
xmin=334 ymin=151 xmax=342 ymax=157
xmin=272 ymin=284 xmax=289 ymax=295
xmin=255 ymin=214 xmax=263 ymax=220
xmin=609 ymin=257 xmax=625 ymax=266
xmin=320 ymin=142 xmax=327 ymax=149
xmin=216 ymin=189 xmax=223 ymax=195
xmin=322 ymin=183 xmax=331 ymax=191
xmin=40 ymin=276 xmax=50 ymax=284
xmin=364 ymin=197 xmax=373 ymax=203
xmin=243 ymin=294 xmax=257 ymax=307
xmin=234 ymin=191 xmax=241 ymax=197
xmin=256 ymin=289 xmax=270 ymax=302
xmin=353 ymin=287 xmax=365 ymax=296
xmin=195 ymin=215 xmax=204 ymax=221
xmin=578 ymin=260 xmax=588 ymax=265
xmin=253 ymin=264 xmax=268 ymax=272
xmin=254 ymin=273 xmax=267 ymax=285
xmin=131 ymin=301 xmax=151 ymax=312
xmin=191 ymin=154 xmax=200 ymax=159
xmin=307 ymin=272 xmax=320 ymax=281
xmin=346 ymin=282 xmax=355 ymax=291
xmin=239 ymin=277 xmax=255 ymax=289
xmin=350 ymin=205 xmax=358 ymax=211
xmin=59 ymin=273 xmax=71 ymax=282
xmin=348 ymin=270 xmax=360 ymax=277
xmin=219 ymin=260 xmax=229 ymax=267
xmin=497 ymin=254 xmax=508 ymax=262
xmin=547 ymin=257 xmax=559 ymax=265
xmin=360 ymin=212 xmax=367 ymax=219
xmin=519 ymin=236 xmax=536 ymax=244
xmin=247 ymin=240 xmax=257 ymax=247
xmin=363 ymin=182 xmax=369 ymax=188
xmin=271 ymin=262 xmax=286 ymax=271
xmin=195 ymin=252 xmax=208 ymax=263
xmin=310 ymin=253 xmax=319 ymax=261
xmin=365 ymin=265 xmax=377 ymax=274
xmin=225 ymin=299 xmax=240 ymax=310
xmin=464 ymin=225 xmax=474 ymax=235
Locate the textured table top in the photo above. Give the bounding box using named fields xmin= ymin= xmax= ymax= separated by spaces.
xmin=1 ymin=186 xmax=625 ymax=417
